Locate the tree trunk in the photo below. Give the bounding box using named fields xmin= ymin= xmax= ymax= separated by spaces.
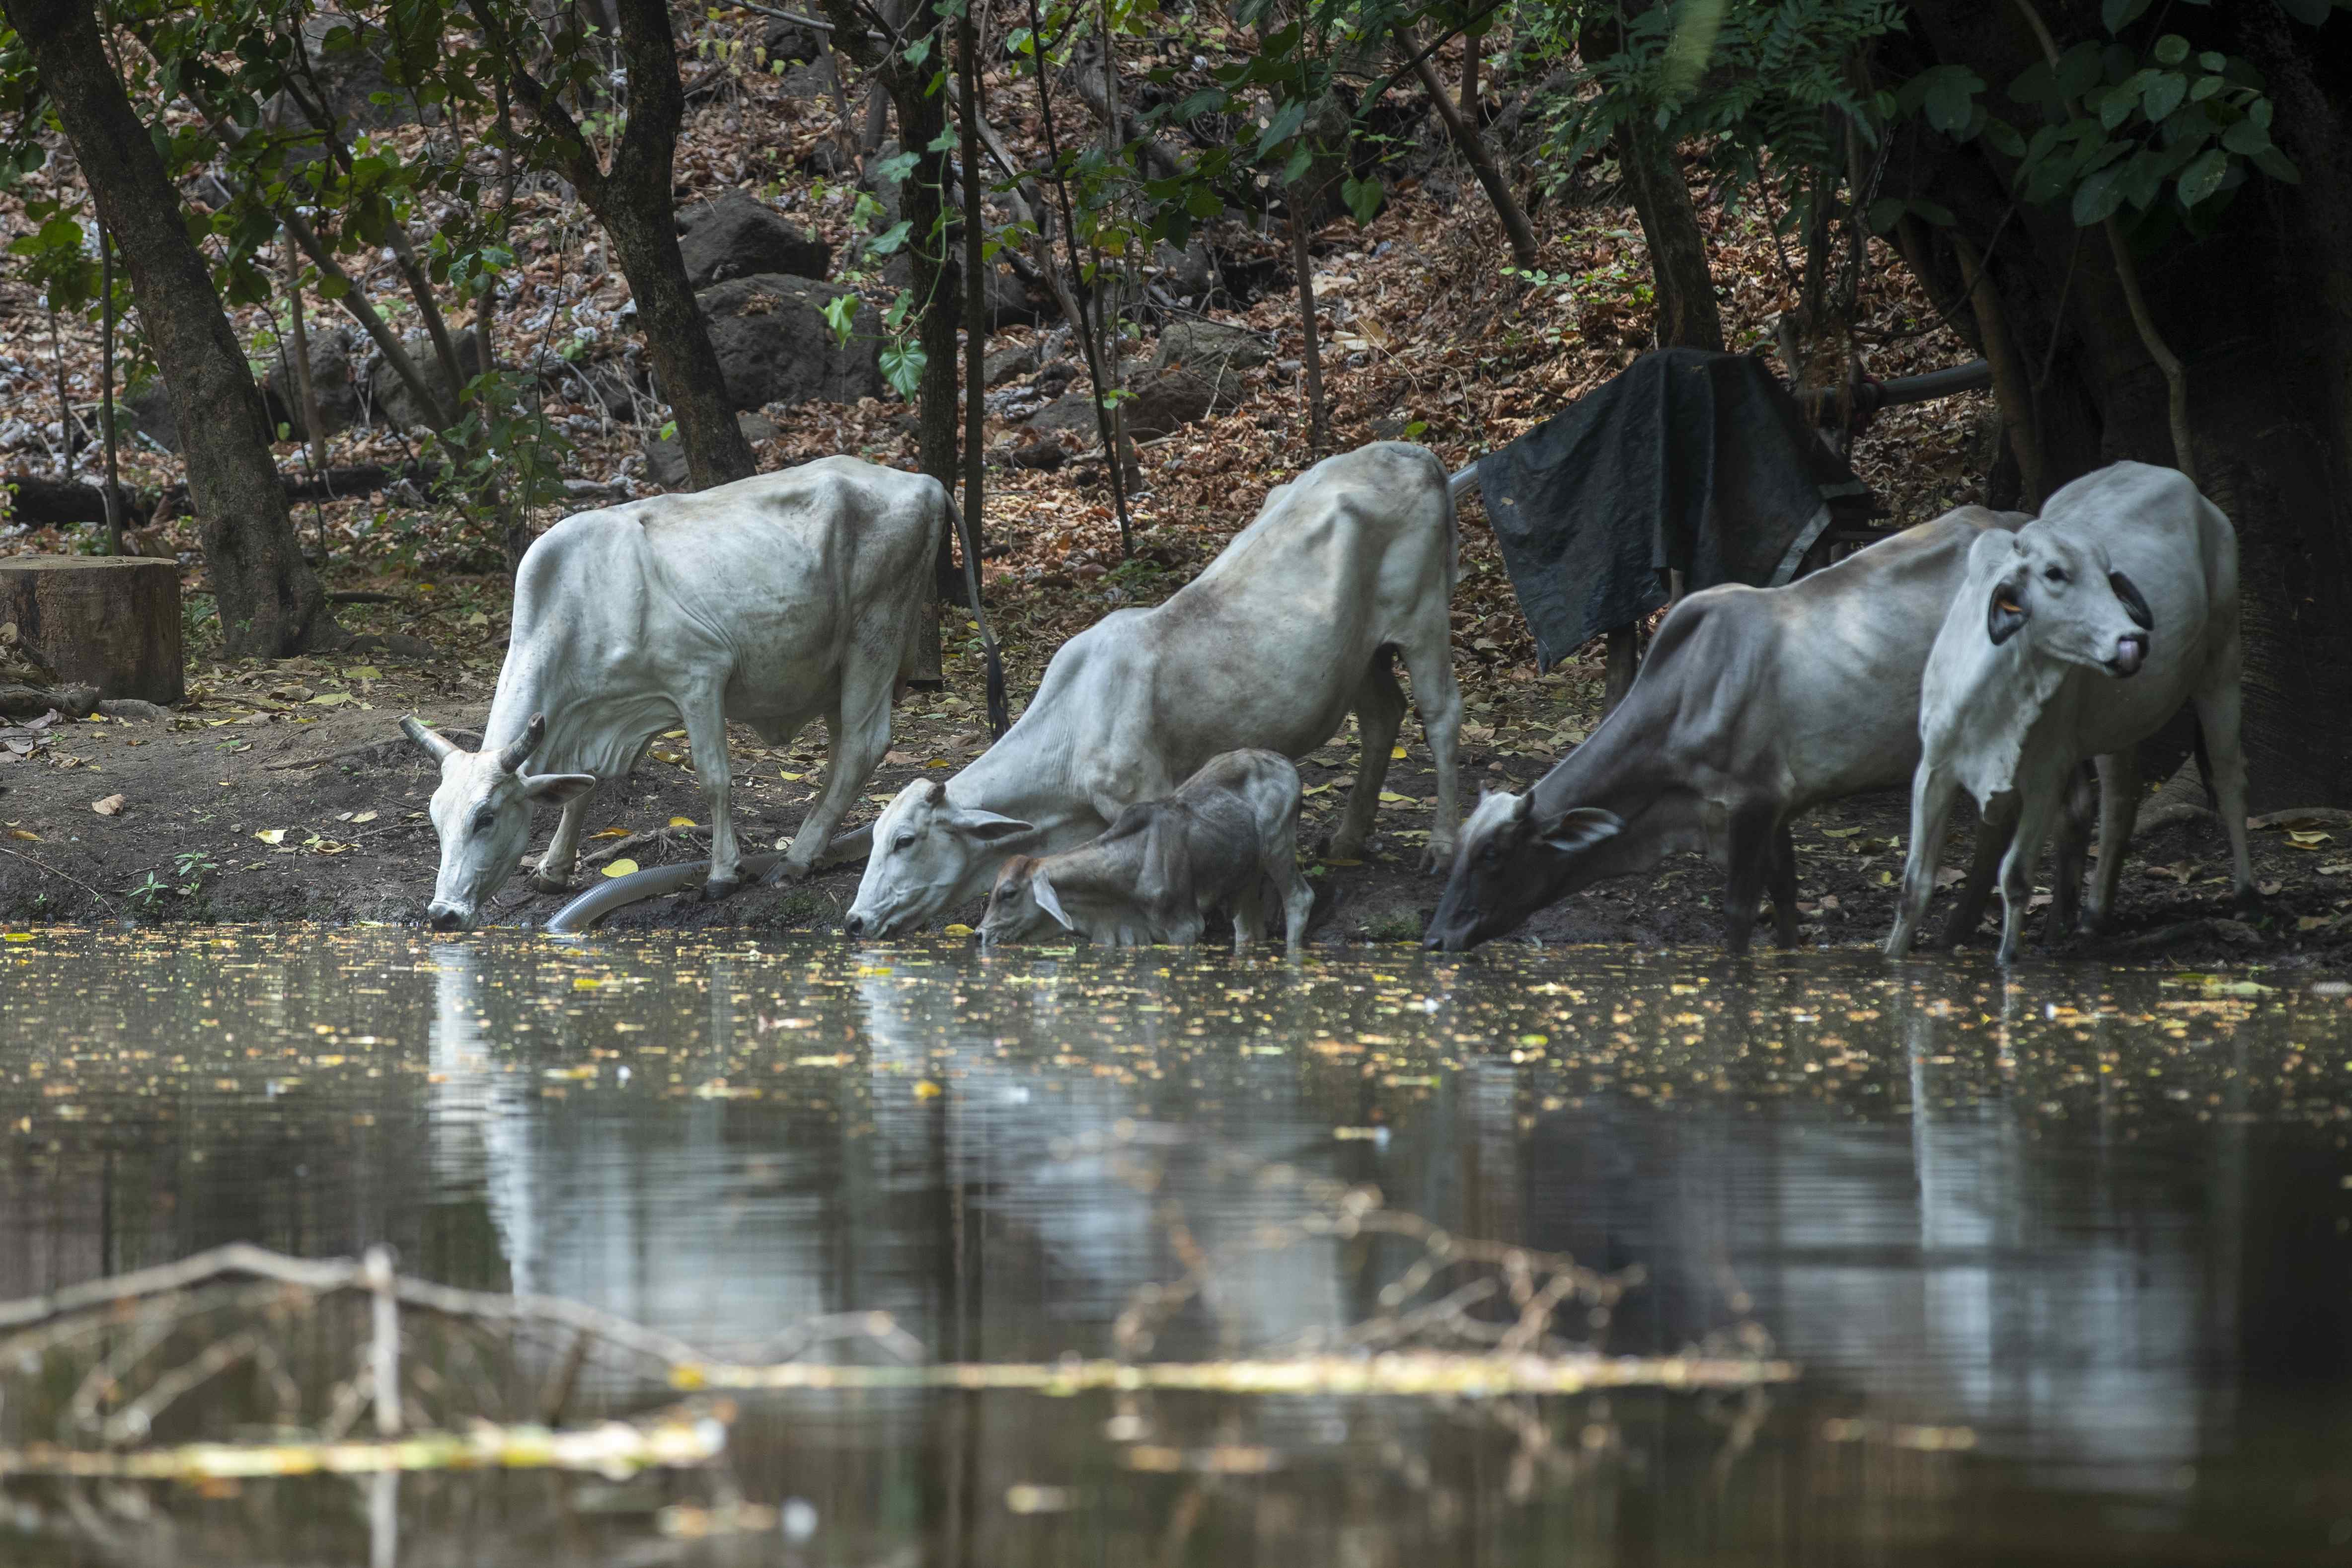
xmin=0 ymin=556 xmax=184 ymax=704
xmin=469 ymin=0 xmax=756 ymax=491
xmin=1615 ymin=115 xmax=1724 ymax=354
xmin=5 ymin=0 xmax=335 ymax=656
xmin=1400 ymin=28 xmax=1539 ymax=269
xmin=1886 ymin=2 xmax=2352 ymax=808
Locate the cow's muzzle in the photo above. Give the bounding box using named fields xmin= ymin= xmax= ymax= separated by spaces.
xmin=426 ymin=901 xmax=471 ymax=932
xmin=2109 ymin=633 xmax=2149 ymax=677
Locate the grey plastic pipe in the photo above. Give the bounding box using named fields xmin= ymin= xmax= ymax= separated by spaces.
xmin=543 ymin=853 xmax=783 ymax=934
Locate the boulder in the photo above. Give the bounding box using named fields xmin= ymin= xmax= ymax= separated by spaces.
xmin=697 ymin=273 xmax=886 ymax=410
xmin=644 ymin=411 xmax=778 ymax=490
xmin=1149 ymin=239 xmax=1218 ymax=303
xmin=1022 ymin=391 xmax=1103 ymax=440
xmin=124 ymin=381 xmax=178 ymax=454
xmin=983 ymin=344 xmax=1037 ymax=387
xmin=264 ymin=12 xmax=432 ymax=142
xmin=1153 ymin=319 xmax=1270 ymax=403
xmin=777 ymin=56 xmax=839 ymax=101
xmin=1121 ymin=369 xmax=1219 ymax=438
xmin=365 ymin=328 xmax=489 ymax=431
xmin=762 ymin=12 xmax=828 ymax=62
xmin=677 ymin=189 xmax=831 ymax=291
xmin=264 ymin=325 xmax=363 ymax=436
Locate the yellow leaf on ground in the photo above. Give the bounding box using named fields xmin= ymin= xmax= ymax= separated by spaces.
xmin=1390 ymin=746 xmax=1408 ymax=759
xmin=7 ymin=829 xmax=37 ymax=841
xmin=668 ymin=816 xmax=698 ymax=828
xmin=253 ymin=828 xmax=288 ymax=845
xmin=345 ymin=666 xmax=381 ymax=680
xmin=1378 ymin=791 xmax=1410 ymax=803
xmin=90 ymin=795 xmax=124 ymax=816
xmin=663 ymin=729 xmax=687 ymax=739
xmin=1302 ymin=781 xmax=1333 ymax=797
xmin=602 ymin=859 xmax=640 ymax=878
xmin=463 ymin=611 xmax=488 ymax=627
xmin=308 ymin=691 xmax=353 ymax=706
xmin=589 ymin=826 xmax=633 ymax=839
xmin=2288 ymin=829 xmax=2334 ymax=850
xmin=779 ymin=770 xmax=805 ymax=781
xmin=351 ymin=811 xmax=378 ymax=824
xmin=944 ymin=923 xmax=974 ymax=936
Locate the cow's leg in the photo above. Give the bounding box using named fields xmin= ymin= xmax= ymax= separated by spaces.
xmin=1398 ymin=636 xmax=1463 ymax=871
xmin=2081 ymin=748 xmax=2143 ymax=933
xmin=2192 ymin=670 xmax=2259 ymax=909
xmin=1330 ymin=658 xmax=1406 ymax=862
xmin=1263 ymin=805 xmax=1315 ymax=953
xmin=530 ymin=791 xmax=595 ymax=893
xmin=2050 ymin=759 xmax=2100 ymax=936
xmin=1888 ymin=768 xmax=1962 ymax=957
xmin=776 ymin=664 xmax=895 ymax=883
xmin=1767 ymin=821 xmax=1800 ymax=947
xmin=1939 ymin=793 xmax=2015 ymax=947
xmin=1995 ymin=779 xmax=2061 ymax=967
xmin=681 ymin=697 xmax=744 ymax=899
xmin=1720 ymin=804 xmax=1778 ymax=956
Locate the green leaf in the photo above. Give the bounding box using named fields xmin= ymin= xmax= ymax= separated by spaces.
xmin=870 ymin=150 xmax=917 ymax=187
xmin=901 ymin=33 xmax=932 ymax=67
xmin=2176 ymin=145 xmax=2229 ymax=207
xmin=926 ymin=126 xmax=959 ymax=152
xmin=2072 ymin=163 xmax=2127 ymax=224
xmin=2251 ymin=144 xmax=2302 ymax=183
xmin=2221 ymin=112 xmax=2271 ymax=154
xmin=2140 ymin=71 xmax=2185 ymax=121
xmin=2101 ymin=0 xmax=2153 ymax=29
xmin=2152 ymin=33 xmax=2190 ymax=66
xmin=2275 ymin=0 xmax=2331 ymax=21
xmin=1341 ymin=174 xmax=1382 ymax=226
xmin=1982 ymin=116 xmax=2029 ymax=158
xmin=1922 ymin=66 xmax=1981 ymax=133
xmin=866 ymin=219 xmax=912 ymax=257
xmin=818 ymin=292 xmax=858 ymax=347
xmin=879 ymin=341 xmax=925 ymax=399
xmin=1865 ymin=196 xmax=1908 ymax=232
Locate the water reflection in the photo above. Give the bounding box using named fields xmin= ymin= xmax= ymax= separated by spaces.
xmin=2 ymin=932 xmax=2350 ymax=1563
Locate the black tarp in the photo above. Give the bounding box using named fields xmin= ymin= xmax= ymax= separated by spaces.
xmin=1472 ymin=348 xmax=1878 ymax=671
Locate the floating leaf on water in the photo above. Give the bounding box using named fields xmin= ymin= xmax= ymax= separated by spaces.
xmin=602 ymin=858 xmax=640 ymax=877
xmin=944 ymin=923 xmax=974 ymax=936
xmin=912 ymin=1079 xmax=943 ymax=1099
xmin=2 ymin=932 xmax=31 ymax=943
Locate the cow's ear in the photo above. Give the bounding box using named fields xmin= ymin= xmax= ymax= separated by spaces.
xmin=1987 ymin=570 xmax=2030 ymax=645
xmin=1539 ymin=807 xmax=1621 ymax=855
xmin=1031 ymin=869 xmax=1075 ymax=929
xmin=522 ymin=772 xmax=598 ymax=804
xmin=2109 ymin=570 xmax=2154 ymax=631
xmin=951 ymin=809 xmax=1034 ymax=845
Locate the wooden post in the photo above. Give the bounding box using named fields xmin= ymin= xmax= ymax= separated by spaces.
xmin=1603 ymin=623 xmax=1639 ymax=714
xmin=0 ymin=556 xmax=183 ymax=705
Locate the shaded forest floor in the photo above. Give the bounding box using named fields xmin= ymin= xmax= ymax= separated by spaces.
xmin=0 ymin=24 xmax=2340 ymax=965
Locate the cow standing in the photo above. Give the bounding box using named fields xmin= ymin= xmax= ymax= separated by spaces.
xmin=1424 ymin=505 xmax=2039 ymax=954
xmin=1885 ymin=462 xmax=2254 ymax=964
xmin=844 ymin=441 xmax=1461 ymax=937
xmin=404 ymin=457 xmax=944 ymax=930
xmin=978 ymin=749 xmax=1315 ymax=952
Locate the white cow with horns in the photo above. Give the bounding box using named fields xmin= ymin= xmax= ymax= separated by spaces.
xmin=404 ymin=458 xmax=948 ymax=931
xmin=844 ymin=441 xmax=1462 ymax=937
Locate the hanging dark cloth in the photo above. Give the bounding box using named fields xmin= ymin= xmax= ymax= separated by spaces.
xmin=1473 ymin=348 xmax=1878 ymax=671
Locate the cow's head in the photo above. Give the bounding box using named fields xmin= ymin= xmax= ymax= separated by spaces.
xmin=843 ymin=778 xmax=1035 ymax=937
xmin=1422 ymin=789 xmax=1621 ymax=951
xmin=403 ymin=714 xmax=595 ymax=931
xmin=977 ymin=855 xmax=1066 ymax=947
xmin=1975 ymin=525 xmax=2153 ymax=676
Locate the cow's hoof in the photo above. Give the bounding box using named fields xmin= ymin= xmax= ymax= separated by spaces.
xmin=703 ymin=876 xmax=743 ymax=903
xmin=1419 ymin=841 xmax=1454 ymax=874
xmin=762 ymin=858 xmax=815 ymax=888
xmin=529 ymin=870 xmax=579 ymax=895
xmin=1326 ymin=837 xmax=1366 ymax=864
xmin=2235 ymin=885 xmax=2264 ymax=914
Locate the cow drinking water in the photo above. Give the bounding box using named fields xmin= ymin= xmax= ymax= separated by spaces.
xmin=1424 ymin=505 xmax=2039 ymax=954
xmin=844 ymin=441 xmax=1462 ymax=937
xmin=405 ymin=457 xmax=945 ymax=930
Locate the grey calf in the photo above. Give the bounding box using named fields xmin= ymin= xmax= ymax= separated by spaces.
xmin=978 ymin=750 xmax=1316 ymax=952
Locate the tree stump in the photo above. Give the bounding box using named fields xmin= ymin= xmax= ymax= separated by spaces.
xmin=0 ymin=556 xmax=183 ymax=705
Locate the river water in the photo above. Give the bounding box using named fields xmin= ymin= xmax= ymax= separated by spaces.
xmin=2 ymin=929 xmax=2349 ymax=1565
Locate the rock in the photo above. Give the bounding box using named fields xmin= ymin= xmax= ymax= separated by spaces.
xmin=1121 ymin=369 xmax=1218 ymax=438
xmin=1006 ymin=439 xmax=1065 ymax=471
xmin=124 ymin=381 xmax=178 ymax=454
xmin=1153 ymin=320 xmax=1271 ymax=402
xmin=777 ymin=56 xmax=838 ymax=101
xmin=264 ymin=326 xmax=363 ymax=436
xmin=1022 ymin=391 xmax=1103 ymax=439
xmin=644 ymin=411 xmax=779 ymax=490
xmin=263 ymin=12 xmax=432 ymax=141
xmin=1368 ymin=415 xmax=1410 ymax=441
xmin=1149 ymin=239 xmax=1217 ymax=301
xmin=697 ymin=274 xmax=885 ymax=410
xmin=97 ymin=698 xmax=171 ymax=722
xmin=676 ymin=189 xmax=831 ymax=290
xmin=983 ymin=344 xmax=1037 ymax=386
xmin=762 ymin=12 xmax=828 ymax=61
xmin=365 ymin=328 xmax=489 ymax=431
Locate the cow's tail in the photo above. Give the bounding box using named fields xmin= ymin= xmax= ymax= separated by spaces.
xmin=947 ymin=479 xmax=1009 ymax=739
xmin=1437 ymin=450 xmax=1461 ymax=600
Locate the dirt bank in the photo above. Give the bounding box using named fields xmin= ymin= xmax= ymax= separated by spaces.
xmin=0 ymin=639 xmax=2342 ymax=970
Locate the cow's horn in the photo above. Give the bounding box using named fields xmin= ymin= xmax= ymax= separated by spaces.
xmin=401 ymin=716 xmax=460 ymax=761
xmin=497 ymin=713 xmax=547 ymax=774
